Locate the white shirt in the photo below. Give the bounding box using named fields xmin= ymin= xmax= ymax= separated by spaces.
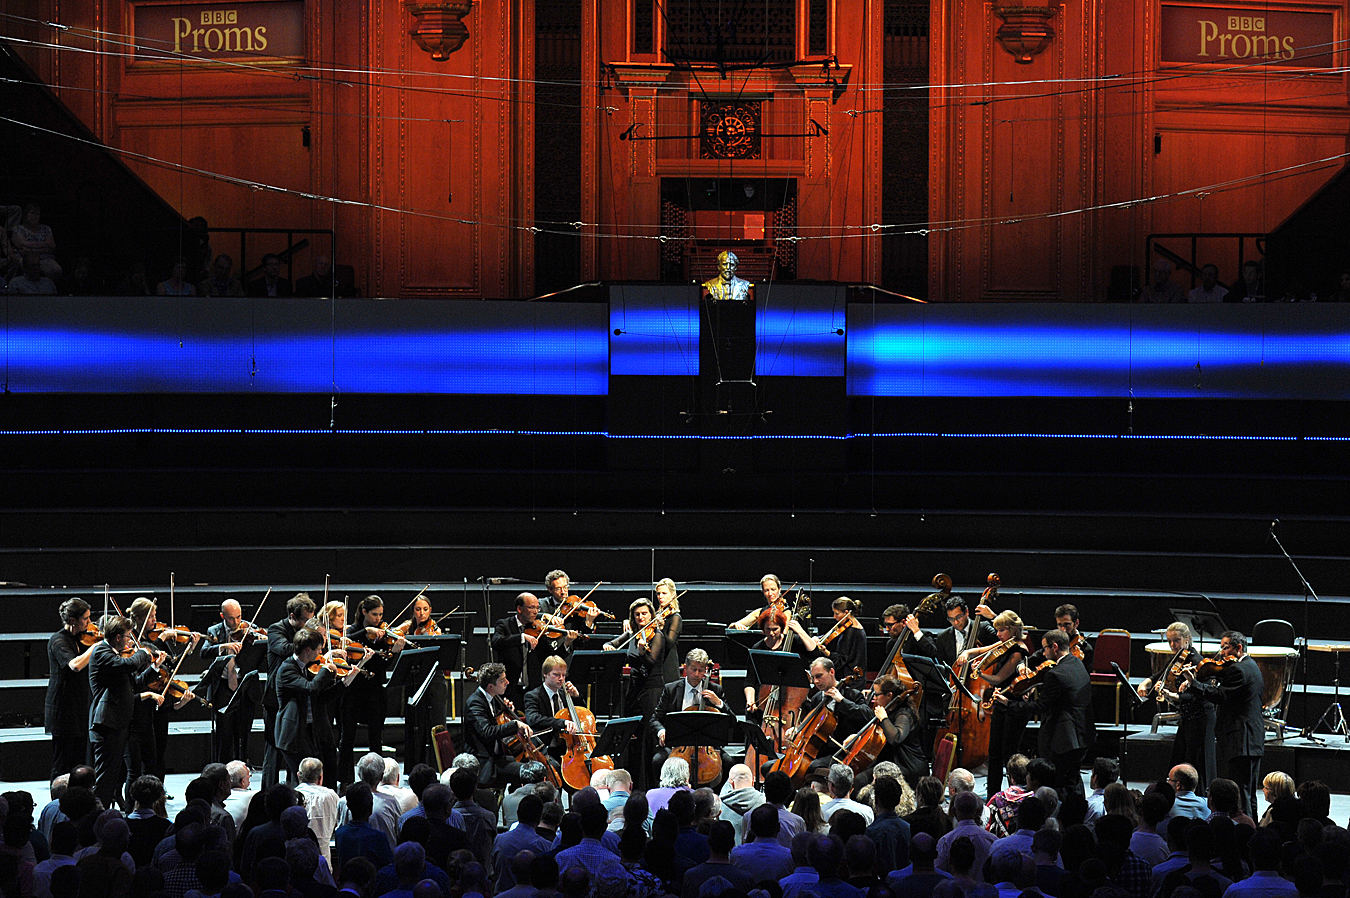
xmin=297 ymin=782 xmax=339 ymax=864
xmin=379 ymin=783 xmax=418 ymax=815
xmin=1189 ymin=284 xmax=1228 ymax=303
xmin=822 ymin=795 xmax=874 ymax=825
xmin=224 ymin=788 xmax=256 ymax=829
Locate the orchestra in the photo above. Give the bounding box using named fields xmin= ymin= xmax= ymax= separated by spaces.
xmin=44 ymin=567 xmax=1278 ymax=835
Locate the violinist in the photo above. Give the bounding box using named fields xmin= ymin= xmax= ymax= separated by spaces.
xmin=851 ymin=674 xmax=927 ymax=788
xmin=817 ymin=597 xmax=866 ymax=683
xmin=340 ymin=595 xmax=407 ymax=788
xmin=782 ymin=657 xmax=870 ymax=781
xmin=126 ymin=597 xmax=199 ymax=787
xmin=992 ymin=628 xmax=1091 ymax=799
xmin=653 ymin=578 xmax=683 ymax=682
xmin=464 ymin=662 xmax=534 ymax=787
xmin=88 ymin=615 xmax=165 ymax=809
xmin=651 ymin=649 xmax=735 ymax=784
xmin=524 ymin=655 xmax=580 ymax=762
xmin=729 ymin=574 xmax=788 ymax=631
xmin=200 ymin=599 xmax=265 ymax=763
xmin=952 ymin=609 xmax=1027 ymax=800
xmin=263 ymin=593 xmax=316 ymax=789
xmin=1026 ymin=605 xmax=1094 ymax=671
xmin=544 ymin=570 xmax=603 ymax=634
xmin=46 ymin=597 xmax=97 ymax=779
xmin=1179 ymin=630 xmax=1264 ymax=815
xmin=1135 ymin=621 xmax=1215 ymax=790
xmin=308 ymin=600 xmax=353 ymax=785
xmin=276 ymin=628 xmax=339 ymax=784
xmin=402 ymin=594 xmax=448 ymax=770
xmin=603 ymin=598 xmax=674 ymax=789
xmin=492 ymin=592 xmax=575 ymax=708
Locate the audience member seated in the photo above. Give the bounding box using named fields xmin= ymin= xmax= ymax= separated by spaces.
xmin=63 ymin=257 xmax=104 ymax=296
xmin=198 ymin=255 xmax=245 ymax=298
xmin=10 ymin=204 xmax=61 ymax=278
xmin=118 ymin=262 xmax=155 ymax=296
xmin=247 ymin=254 xmax=294 ymax=298
xmin=1188 ymin=264 xmax=1227 ymax=303
xmin=333 ymin=784 xmax=392 ymax=873
xmin=10 ymin=254 xmax=58 ymax=294
xmin=295 ymin=255 xmax=356 ymax=297
xmin=1226 ymin=261 xmax=1265 ymax=303
xmin=157 ymin=259 xmax=197 ymax=296
xmin=938 ymin=792 xmax=995 ymax=882
xmin=730 ymin=804 xmax=793 ymax=885
xmin=1140 ymin=260 xmax=1185 ymax=303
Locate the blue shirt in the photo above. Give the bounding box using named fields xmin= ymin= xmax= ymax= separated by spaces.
xmin=494 ymin=825 xmax=552 ymax=890
xmin=786 ymin=876 xmax=864 ymax=898
xmin=888 ymin=869 xmax=952 ymax=898
xmin=1222 ymin=872 xmax=1299 ymax=898
xmin=334 ymin=822 xmax=393 ymax=872
xmin=730 ymin=840 xmax=795 ymax=886
xmin=1169 ymin=792 xmax=1211 ymax=820
xmin=555 ymin=838 xmax=628 ymax=882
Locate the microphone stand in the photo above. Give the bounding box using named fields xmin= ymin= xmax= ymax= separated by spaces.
xmin=1269 ymin=521 xmax=1319 ymax=737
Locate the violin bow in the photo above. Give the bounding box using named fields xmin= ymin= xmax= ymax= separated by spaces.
xmin=159 ymin=640 xmax=192 ymax=699
xmin=170 ymin=571 xmax=175 ymax=630
xmin=431 ymin=605 xmax=462 ymax=628
xmin=392 ymin=584 xmax=431 ymax=624
xmin=250 ymin=587 xmax=273 ymax=627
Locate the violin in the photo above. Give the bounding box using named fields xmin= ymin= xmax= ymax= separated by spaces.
xmin=145 ymin=665 xmax=212 ymax=710
xmin=409 ymin=619 xmax=442 ymax=636
xmin=522 ymin=620 xmax=582 ymax=642
xmin=555 ymin=582 xmax=614 ymax=623
xmin=816 ymin=611 xmax=857 ymax=652
xmin=984 ymin=658 xmax=1058 ymax=709
xmin=309 ymin=653 xmax=372 ymax=679
xmin=78 ymin=626 xmax=104 ymax=648
xmin=1067 ymin=632 xmax=1088 ymax=661
xmin=147 ymin=623 xmax=206 ymax=645
xmin=1186 ymin=655 xmax=1232 ymax=680
xmin=556 ymin=687 xmax=613 ymax=791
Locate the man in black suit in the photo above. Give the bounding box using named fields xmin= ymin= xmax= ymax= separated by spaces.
xmin=263 ymin=594 xmax=316 ymax=788
xmin=275 ymin=628 xmax=338 ymax=782
xmin=46 ymin=597 xmax=97 ymax=779
xmin=994 ymin=629 xmax=1092 ymax=799
xmin=907 ymin=595 xmax=998 ymax=668
xmin=651 ymin=648 xmax=736 ymax=784
xmin=491 ymin=593 xmax=576 ymax=708
xmin=787 ymin=657 xmax=871 ymax=781
xmin=465 ymin=662 xmax=536 ymax=787
xmin=89 ymin=616 xmax=163 ymax=808
xmin=1181 ymin=629 xmax=1265 ymax=815
xmin=524 ymin=655 xmax=581 ymax=763
xmin=199 ymin=599 xmax=267 ymax=763
xmin=246 ymin=254 xmax=294 ymax=298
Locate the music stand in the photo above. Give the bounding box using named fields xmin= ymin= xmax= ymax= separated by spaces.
xmin=901 ymin=653 xmax=951 ymax=701
xmin=866 ymin=637 xmax=894 ymax=675
xmin=568 ymin=650 xmax=628 ymax=715
xmin=424 ymin=611 xmax=476 ymax=638
xmin=1169 ymin=608 xmax=1228 ymax=651
xmin=663 ymin=711 xmax=735 ymax=785
xmin=592 ymin=715 xmax=645 ymax=769
xmin=748 ymin=649 xmax=807 ymax=748
xmin=388 ymin=646 xmax=441 ymax=702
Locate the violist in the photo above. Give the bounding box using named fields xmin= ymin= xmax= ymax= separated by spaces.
xmin=1136 ymin=621 xmax=1216 ymax=790
xmin=603 ymin=598 xmax=674 ymax=789
xmin=401 ymin=594 xmax=449 ymax=770
xmin=339 ymin=595 xmax=407 ymax=789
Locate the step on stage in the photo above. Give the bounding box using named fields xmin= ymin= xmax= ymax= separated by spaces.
xmin=1123 ymin=728 xmax=1350 ymax=792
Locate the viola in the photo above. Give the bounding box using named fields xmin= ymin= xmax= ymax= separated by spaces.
xmin=145 ymin=665 xmax=213 ymax=710
xmin=555 ymin=582 xmax=614 ymax=623
xmin=668 ymin=670 xmax=725 ymax=787
xmin=147 ymin=623 xmax=207 ymax=645
xmin=985 ymin=658 xmax=1058 ymax=709
xmin=556 ymin=689 xmax=613 ymax=791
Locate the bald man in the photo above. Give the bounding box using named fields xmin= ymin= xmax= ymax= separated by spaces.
xmin=200 ymin=599 xmax=266 ymax=762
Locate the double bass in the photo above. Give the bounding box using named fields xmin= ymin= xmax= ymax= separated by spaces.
xmin=556 ymin=688 xmax=614 ymax=791
xmin=668 ymin=668 xmax=724 ymax=787
xmin=931 ymin=572 xmax=1001 ymax=771
xmin=873 ymin=573 xmax=954 ymax=710
xmin=744 ymin=590 xmax=812 ymax=779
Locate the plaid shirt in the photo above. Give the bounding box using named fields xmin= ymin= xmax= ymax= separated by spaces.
xmin=1114 ymin=849 xmax=1153 ymax=898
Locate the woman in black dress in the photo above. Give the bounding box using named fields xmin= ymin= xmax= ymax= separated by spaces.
xmin=605 ymin=598 xmax=675 ymax=789
xmin=1137 ymin=621 xmax=1217 ymax=792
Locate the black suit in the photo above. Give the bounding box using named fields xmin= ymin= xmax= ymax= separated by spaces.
xmin=275 ymin=656 xmax=336 ymax=781
xmin=491 ymin=616 xmax=565 ymax=708
xmin=88 ymin=641 xmax=152 ymax=808
xmin=464 ymin=688 xmax=525 ymax=787
xmin=525 ymin=685 xmax=573 ymax=756
xmin=246 ymin=276 xmax=294 ymax=297
xmin=1189 ymin=653 xmax=1264 ymax=814
xmin=650 ymin=677 xmax=736 ymax=783
xmin=262 ymin=618 xmax=301 ymax=788
xmin=1006 ymin=654 xmax=1092 ymax=798
xmin=911 ymin=620 xmax=998 ymax=668
xmin=339 ymin=622 xmax=395 ymax=788
xmin=46 ymin=629 xmax=91 ymax=779
xmin=200 ymin=621 xmax=267 ymax=763
xmin=794 ymin=685 xmax=871 ymax=781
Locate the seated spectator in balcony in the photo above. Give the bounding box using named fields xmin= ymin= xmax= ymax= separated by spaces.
xmin=1187 ymin=264 xmax=1227 ymax=303
xmin=64 ymin=257 xmax=105 ymax=296
xmin=11 ymin=204 xmax=62 ymax=278
xmin=118 ymin=261 xmax=155 ymax=296
xmin=10 ymin=254 xmax=58 ymax=294
xmin=198 ymin=255 xmax=245 ymax=297
xmin=295 ymin=255 xmax=359 ymax=297
xmin=247 ymin=254 xmax=294 ymax=298
xmin=1225 ymin=260 xmax=1264 ymax=302
xmin=1140 ymin=259 xmax=1185 ymax=303
xmin=158 ymin=259 xmax=197 ymax=296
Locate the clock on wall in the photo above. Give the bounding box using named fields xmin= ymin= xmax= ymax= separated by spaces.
xmin=700 ymin=101 xmax=762 ymax=160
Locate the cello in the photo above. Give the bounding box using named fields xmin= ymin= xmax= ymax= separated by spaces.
xmin=668 ymin=667 xmax=725 ymax=787
xmin=837 ymin=684 xmax=916 ymax=776
xmin=492 ymin=694 xmax=564 ymax=789
xmin=744 ymin=590 xmax=812 ymax=779
xmin=930 ymin=572 xmax=1001 ymax=771
xmin=767 ymin=670 xmax=861 ymax=786
xmin=556 ymin=686 xmax=614 ymax=791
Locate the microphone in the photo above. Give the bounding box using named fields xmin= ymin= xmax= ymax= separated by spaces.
xmin=485 ymin=577 xmax=525 ymax=585
xmin=1269 ymin=519 xmax=1279 ymax=539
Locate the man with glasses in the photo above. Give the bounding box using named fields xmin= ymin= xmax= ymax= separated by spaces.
xmin=1181 ymin=631 xmax=1264 ymax=816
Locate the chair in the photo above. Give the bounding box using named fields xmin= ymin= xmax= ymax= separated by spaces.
xmin=932 ymin=733 xmax=958 ymax=783
xmin=431 ymin=724 xmax=456 ymax=771
xmin=1252 ymin=618 xmax=1297 ymax=741
xmin=1090 ymin=629 xmax=1132 ymax=725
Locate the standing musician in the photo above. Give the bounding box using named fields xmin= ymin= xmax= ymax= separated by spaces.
xmin=654 ymin=579 xmax=683 ymax=682
xmin=493 ymin=593 xmax=578 ymax=709
xmin=275 ymin=628 xmax=339 ymax=783
xmin=46 ymin=597 xmax=97 ymax=779
xmin=651 ymin=649 xmax=736 ymax=783
xmin=1180 ymin=630 xmax=1265 ymax=815
xmin=851 ymin=674 xmax=928 ymax=787
xmin=729 ymin=574 xmax=792 ymax=631
xmin=885 ymin=603 xmax=948 ymax=724
xmin=126 ymin=597 xmax=202 ymax=786
xmin=817 ymin=598 xmax=867 ymax=684
xmin=88 ymin=615 xmax=164 ymax=809
xmin=306 ymin=600 xmax=353 ymax=786
xmin=907 ymin=595 xmax=997 ymax=668
xmin=543 ymin=570 xmax=604 ymax=635
xmin=399 ymin=594 xmax=448 ymax=770
xmin=263 ymin=593 xmax=316 ymax=788
xmin=782 ymin=657 xmax=870 ymax=781
xmin=603 ymin=597 xmax=676 ymax=788
xmin=993 ymin=629 xmax=1092 ymax=798
xmin=340 ymin=595 xmax=408 ymax=788
xmin=464 ymin=662 xmax=535 ymax=787
xmin=200 ymin=599 xmax=267 ymax=763
xmin=1137 ymin=622 xmax=1216 ymax=792
xmin=524 ymin=655 xmax=581 ymax=763
xmin=1027 ymin=605 xmax=1094 ymax=671
xmin=952 ymin=609 xmax=1028 ymax=800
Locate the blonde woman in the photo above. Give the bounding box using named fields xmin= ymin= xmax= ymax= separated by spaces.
xmin=954 ymin=609 xmax=1028 ymax=799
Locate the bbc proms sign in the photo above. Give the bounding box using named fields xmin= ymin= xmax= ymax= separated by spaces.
xmin=1160 ymin=5 xmax=1336 ymax=68
xmin=132 ymin=1 xmax=305 ymax=62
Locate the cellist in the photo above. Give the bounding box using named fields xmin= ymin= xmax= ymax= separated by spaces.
xmin=849 ymin=674 xmax=928 ymax=788
xmin=464 ymin=662 xmax=535 ymax=788
xmin=524 ymin=655 xmax=580 ymax=763
xmin=780 ymin=658 xmax=870 ymax=781
xmin=651 ymin=649 xmax=735 ymax=785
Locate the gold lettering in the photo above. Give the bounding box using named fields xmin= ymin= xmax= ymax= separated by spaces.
xmin=1251 ymin=34 xmax=1280 ymax=57
xmin=1231 ymin=33 xmax=1251 ymax=56
xmin=253 ymin=25 xmax=268 ymax=51
xmin=1218 ymin=32 xmax=1232 ymax=56
xmin=226 ymin=10 xmax=237 ymax=23
xmin=172 ymin=17 xmax=191 ymax=53
xmin=203 ymin=27 xmax=224 ymax=51
xmin=192 ymin=27 xmax=205 ymax=52
xmin=1283 ymin=35 xmax=1295 ymax=58
xmin=221 ymin=26 xmax=252 ymax=51
xmin=1254 ymin=17 xmax=1265 ymax=31
xmin=1198 ymin=20 xmax=1219 ymax=56
xmin=1228 ymin=15 xmax=1239 ymax=29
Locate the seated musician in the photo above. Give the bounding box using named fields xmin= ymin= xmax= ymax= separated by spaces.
xmin=743 ymin=611 xmax=816 ymax=714
xmin=652 ymin=649 xmax=735 ymax=784
xmin=848 ymin=674 xmax=927 ymax=788
xmin=784 ymin=657 xmax=870 ymax=780
xmin=464 ymin=662 xmax=536 ymax=789
xmin=524 ymin=655 xmax=580 ymax=761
